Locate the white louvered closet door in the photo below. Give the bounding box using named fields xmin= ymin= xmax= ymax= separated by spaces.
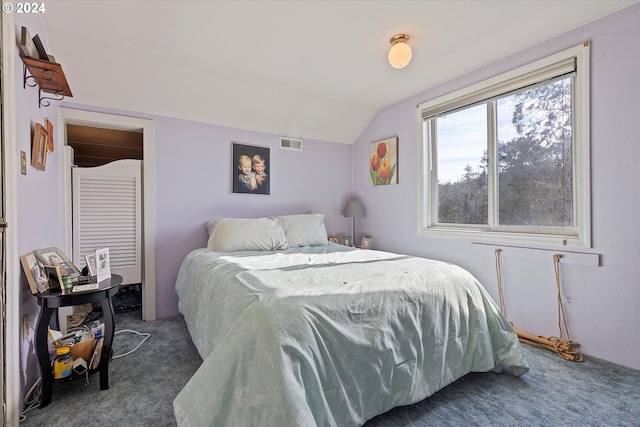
xmin=72 ymin=159 xmax=142 ymax=285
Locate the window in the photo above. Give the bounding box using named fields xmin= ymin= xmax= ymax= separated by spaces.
xmin=418 ymin=44 xmax=590 ymax=247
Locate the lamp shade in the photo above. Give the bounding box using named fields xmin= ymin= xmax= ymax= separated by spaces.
xmin=388 ymin=34 xmax=412 ymax=69
xmin=344 ymin=200 xmax=365 ymax=218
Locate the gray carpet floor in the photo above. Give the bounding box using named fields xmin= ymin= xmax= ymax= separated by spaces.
xmin=20 ymin=309 xmax=640 ymax=426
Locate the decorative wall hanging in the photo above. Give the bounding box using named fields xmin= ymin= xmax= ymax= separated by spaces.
xmin=232 ymin=142 xmax=270 ymax=195
xmin=494 ymin=249 xmax=583 ymax=362
xmin=31 ymin=122 xmax=48 ymax=171
xmin=45 ymin=118 xmax=54 ymax=153
xmin=370 ymin=136 xmax=398 ymax=186
xmin=20 ymin=27 xmax=73 ymax=108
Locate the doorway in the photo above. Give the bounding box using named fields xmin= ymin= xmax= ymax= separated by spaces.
xmin=68 ymin=123 xmax=144 ymax=314
xmin=58 ymin=108 xmax=156 ymax=321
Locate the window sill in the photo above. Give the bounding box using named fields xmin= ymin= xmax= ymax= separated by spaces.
xmin=419 ymin=226 xmax=589 ymax=249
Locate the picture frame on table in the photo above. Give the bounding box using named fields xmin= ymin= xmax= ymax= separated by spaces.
xmin=327 ymin=235 xmax=341 ymax=244
xmin=20 ymin=252 xmax=48 ymax=294
xmin=342 ymin=235 xmax=353 ymax=247
xmin=43 ymin=265 xmax=64 ymax=292
xmin=96 ymin=248 xmax=111 ymax=282
xmin=360 ymin=236 xmax=373 ymax=250
xmin=85 ymin=254 xmax=98 ymax=277
xmin=31 ymin=122 xmax=48 ymax=171
xmin=34 ymin=247 xmax=81 ymax=278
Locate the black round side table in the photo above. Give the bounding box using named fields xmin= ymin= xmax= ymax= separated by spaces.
xmin=33 ymin=274 xmax=123 ymax=407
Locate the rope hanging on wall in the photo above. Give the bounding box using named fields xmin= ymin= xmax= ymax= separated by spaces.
xmin=495 ymin=249 xmax=583 ymax=362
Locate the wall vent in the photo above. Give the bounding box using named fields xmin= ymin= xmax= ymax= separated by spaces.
xmin=279 ymin=137 xmax=302 ymax=151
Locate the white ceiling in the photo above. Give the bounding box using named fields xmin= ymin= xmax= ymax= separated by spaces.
xmin=39 ymin=0 xmax=636 ymax=144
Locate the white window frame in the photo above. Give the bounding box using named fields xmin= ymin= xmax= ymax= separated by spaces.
xmin=417 ymin=43 xmax=590 ymax=247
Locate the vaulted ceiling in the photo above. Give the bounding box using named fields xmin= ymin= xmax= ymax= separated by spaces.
xmin=40 ymin=0 xmax=636 ymax=144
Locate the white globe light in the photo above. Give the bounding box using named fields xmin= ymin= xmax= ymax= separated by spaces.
xmin=388 ymin=34 xmax=412 ymax=69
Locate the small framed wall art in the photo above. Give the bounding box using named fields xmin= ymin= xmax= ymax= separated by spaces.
xmin=45 ymin=118 xmax=55 ymax=153
xmin=370 ymin=136 xmax=398 ymax=186
xmin=31 ymin=122 xmax=49 ymax=171
xmin=232 ymin=142 xmax=270 ymax=195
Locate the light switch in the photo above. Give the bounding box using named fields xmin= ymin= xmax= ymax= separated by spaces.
xmin=20 ymin=151 xmax=27 ymax=175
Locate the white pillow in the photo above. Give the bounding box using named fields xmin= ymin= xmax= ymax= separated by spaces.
xmin=273 ymin=214 xmax=328 ymax=247
xmin=205 ymin=219 xmax=217 ymax=237
xmin=207 ymin=217 xmax=289 ymax=252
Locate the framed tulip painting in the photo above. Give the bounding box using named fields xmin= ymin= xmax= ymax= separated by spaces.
xmin=369 ymin=136 xmax=398 ymax=185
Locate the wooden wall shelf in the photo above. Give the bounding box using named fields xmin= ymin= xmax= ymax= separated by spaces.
xmin=22 ymin=56 xmax=73 ymax=108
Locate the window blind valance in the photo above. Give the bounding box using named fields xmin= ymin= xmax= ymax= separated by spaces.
xmin=421 ymin=58 xmax=575 ymax=121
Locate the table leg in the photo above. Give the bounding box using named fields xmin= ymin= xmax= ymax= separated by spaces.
xmin=98 ymin=295 xmax=116 ymax=390
xmin=35 ymin=306 xmax=54 ymax=408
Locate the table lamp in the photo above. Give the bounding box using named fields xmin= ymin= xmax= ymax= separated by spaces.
xmin=343 ymin=200 xmax=365 ymax=245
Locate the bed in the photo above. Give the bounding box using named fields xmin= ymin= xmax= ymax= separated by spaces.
xmin=173 ymin=214 xmax=529 ymax=426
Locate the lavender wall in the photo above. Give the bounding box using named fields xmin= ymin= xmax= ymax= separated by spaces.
xmin=353 ymin=4 xmax=640 ymax=370
xmin=15 ymin=13 xmax=65 ymax=409
xmin=152 ymin=116 xmax=354 ymax=318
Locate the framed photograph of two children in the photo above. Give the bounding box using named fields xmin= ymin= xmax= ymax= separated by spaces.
xmin=232 ymin=142 xmax=270 ymax=195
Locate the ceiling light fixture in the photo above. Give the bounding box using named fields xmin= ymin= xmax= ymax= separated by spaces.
xmin=388 ymin=34 xmax=412 ymax=69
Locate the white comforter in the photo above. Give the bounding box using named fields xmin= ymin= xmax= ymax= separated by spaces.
xmin=174 ymin=245 xmax=528 ymax=427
